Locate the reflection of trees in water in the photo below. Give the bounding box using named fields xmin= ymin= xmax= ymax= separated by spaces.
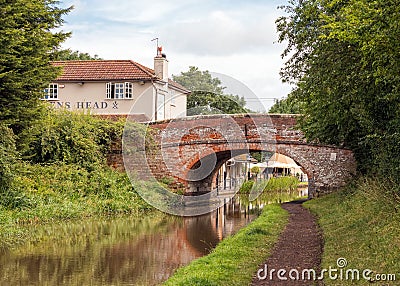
xmin=0 ymin=195 xmax=283 ymax=286
xmin=185 ymin=197 xmax=260 ymax=256
xmin=0 ymin=214 xmax=196 ymax=286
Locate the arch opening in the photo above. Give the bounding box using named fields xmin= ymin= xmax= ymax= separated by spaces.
xmin=185 ymin=148 xmax=310 ymax=198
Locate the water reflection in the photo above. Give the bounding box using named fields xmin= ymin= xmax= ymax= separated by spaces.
xmin=0 ymin=195 xmax=265 ymax=286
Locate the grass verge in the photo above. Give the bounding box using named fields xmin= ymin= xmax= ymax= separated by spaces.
xmin=304 ymin=177 xmax=400 ymax=285
xmin=163 ymin=204 xmax=289 ymax=286
xmin=0 ymin=162 xmax=153 ymax=250
xmin=239 ymin=177 xmax=300 ymax=194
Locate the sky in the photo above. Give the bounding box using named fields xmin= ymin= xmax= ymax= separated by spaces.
xmin=60 ymin=0 xmax=293 ymax=112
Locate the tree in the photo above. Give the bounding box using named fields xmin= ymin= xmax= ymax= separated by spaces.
xmin=268 ymin=94 xmax=302 ymax=114
xmin=250 ymin=151 xmax=272 ymax=163
xmin=54 ymin=49 xmax=102 ymax=60
xmin=276 ymin=0 xmax=400 ymax=177
xmin=0 ymin=0 xmax=72 ymax=140
xmin=173 ymin=66 xmax=248 ymax=115
xmin=250 ymin=166 xmax=260 ymax=175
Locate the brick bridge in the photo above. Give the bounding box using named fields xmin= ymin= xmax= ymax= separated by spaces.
xmin=120 ymin=114 xmax=357 ymax=198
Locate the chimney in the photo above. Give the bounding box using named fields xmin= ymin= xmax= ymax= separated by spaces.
xmin=154 ymin=46 xmax=168 ymax=82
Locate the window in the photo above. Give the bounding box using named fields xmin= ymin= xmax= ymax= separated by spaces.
xmin=157 ymin=94 xmax=165 ymax=120
xmin=44 ymin=83 xmax=58 ymax=100
xmin=125 ymin=82 xmax=133 ymax=99
xmin=106 ymin=82 xmax=133 ymax=99
xmin=170 ymin=90 xmax=176 ymax=107
xmin=115 ymin=83 xmax=124 ymax=99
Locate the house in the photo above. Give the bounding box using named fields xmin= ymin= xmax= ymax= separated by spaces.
xmin=45 ymin=50 xmax=190 ymax=121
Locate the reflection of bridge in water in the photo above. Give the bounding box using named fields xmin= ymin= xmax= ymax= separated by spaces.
xmin=0 ymin=196 xmax=262 ymax=286
xmin=183 ymin=195 xmax=261 ymax=255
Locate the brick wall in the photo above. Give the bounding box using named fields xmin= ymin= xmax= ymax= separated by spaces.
xmin=112 ymin=114 xmax=357 ymax=197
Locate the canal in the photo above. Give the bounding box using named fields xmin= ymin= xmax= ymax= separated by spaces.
xmin=0 ymin=191 xmax=302 ymax=285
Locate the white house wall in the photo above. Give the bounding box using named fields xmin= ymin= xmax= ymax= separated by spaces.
xmin=47 ymin=81 xmax=186 ymax=120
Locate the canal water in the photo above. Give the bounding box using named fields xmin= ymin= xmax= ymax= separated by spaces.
xmin=0 ymin=191 xmax=303 ymax=286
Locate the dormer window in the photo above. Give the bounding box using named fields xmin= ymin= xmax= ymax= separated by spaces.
xmin=106 ymin=82 xmax=133 ymax=99
xmin=43 ymin=83 xmax=58 ymax=100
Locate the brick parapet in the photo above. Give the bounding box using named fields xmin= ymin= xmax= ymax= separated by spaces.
xmin=109 ymin=114 xmax=357 ymax=197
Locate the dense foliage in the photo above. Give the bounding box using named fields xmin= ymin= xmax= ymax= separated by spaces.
xmin=0 ymin=0 xmax=71 ymax=138
xmin=277 ymin=0 xmax=400 ymax=181
xmin=0 ymin=124 xmax=17 ymax=196
xmin=25 ymin=109 xmax=123 ymax=170
xmin=250 ymin=151 xmax=272 ymax=163
xmin=268 ymin=94 xmax=302 ymax=114
xmin=0 ymin=108 xmax=153 ymax=211
xmin=173 ymin=66 xmax=248 ymax=115
xmin=239 ymin=177 xmax=300 ymax=194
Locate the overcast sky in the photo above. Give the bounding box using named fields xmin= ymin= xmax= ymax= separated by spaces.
xmin=60 ymin=0 xmax=292 ymax=112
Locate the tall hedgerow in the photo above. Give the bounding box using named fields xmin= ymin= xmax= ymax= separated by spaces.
xmin=24 ymin=109 xmax=124 ymax=170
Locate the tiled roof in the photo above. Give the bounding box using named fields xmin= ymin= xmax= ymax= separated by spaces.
xmin=52 ymin=60 xmax=155 ymax=81
xmin=51 ymin=60 xmax=190 ymax=93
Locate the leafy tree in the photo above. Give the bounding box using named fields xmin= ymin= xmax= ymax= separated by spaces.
xmin=54 ymin=49 xmax=102 ymax=60
xmin=250 ymin=151 xmax=272 ymax=163
xmin=173 ymin=66 xmax=248 ymax=115
xmin=268 ymin=94 xmax=302 ymax=114
xmin=250 ymin=166 xmax=260 ymax=175
xmin=276 ymin=0 xmax=400 ymax=177
xmin=0 ymin=0 xmax=72 ymax=141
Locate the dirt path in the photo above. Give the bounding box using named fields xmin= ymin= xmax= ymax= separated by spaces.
xmin=251 ymin=200 xmax=323 ymax=285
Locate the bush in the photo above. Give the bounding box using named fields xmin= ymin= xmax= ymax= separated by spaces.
xmin=239 ymin=180 xmax=254 ymax=194
xmin=250 ymin=166 xmax=260 ymax=174
xmin=0 ymin=124 xmax=32 ymax=209
xmin=0 ymin=124 xmax=16 ymax=190
xmin=265 ymin=176 xmax=300 ymax=192
xmin=362 ymin=132 xmax=400 ymax=190
xmin=24 ymin=109 xmax=124 ymax=170
xmin=239 ymin=177 xmax=300 ymax=195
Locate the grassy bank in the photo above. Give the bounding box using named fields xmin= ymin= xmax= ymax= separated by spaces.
xmin=304 ymin=177 xmax=400 ymax=285
xmin=0 ymin=110 xmax=158 ymax=249
xmin=239 ymin=177 xmax=300 ymax=194
xmin=0 ymin=162 xmax=153 ymax=250
xmin=163 ymin=204 xmax=289 ymax=286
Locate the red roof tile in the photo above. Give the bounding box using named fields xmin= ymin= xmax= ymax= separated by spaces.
xmin=52 ymin=60 xmax=155 ymax=81
xmin=51 ymin=60 xmax=190 ymax=93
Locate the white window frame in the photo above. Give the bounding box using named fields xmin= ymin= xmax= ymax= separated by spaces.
xmin=44 ymin=83 xmax=58 ymax=100
xmin=114 ymin=83 xmax=124 ymax=99
xmin=125 ymin=82 xmax=133 ymax=99
xmin=106 ymin=82 xmax=133 ymax=99
xmin=106 ymin=82 xmax=112 ymax=99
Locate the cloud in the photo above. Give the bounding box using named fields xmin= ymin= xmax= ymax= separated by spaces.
xmin=60 ymin=0 xmax=292 ymax=102
xmin=160 ymin=6 xmax=283 ymax=56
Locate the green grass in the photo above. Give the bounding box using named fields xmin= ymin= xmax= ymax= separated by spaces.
xmin=239 ymin=177 xmax=300 ymax=194
xmin=163 ymin=204 xmax=289 ymax=286
xmin=0 ymin=162 xmax=153 ymax=250
xmin=304 ymin=177 xmax=400 ymax=285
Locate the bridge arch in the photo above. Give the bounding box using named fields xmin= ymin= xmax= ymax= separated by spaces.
xmin=184 ymin=145 xmax=317 ymax=194
xmin=133 ymin=114 xmax=357 ymax=198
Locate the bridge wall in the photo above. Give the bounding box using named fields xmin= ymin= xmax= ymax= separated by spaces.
xmin=114 ymin=114 xmax=357 ymax=198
